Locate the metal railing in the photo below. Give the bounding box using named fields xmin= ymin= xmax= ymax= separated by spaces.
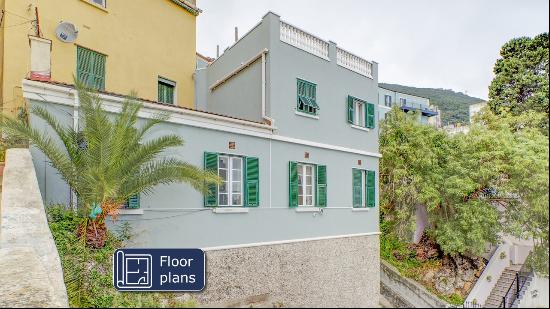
xmin=498 ymin=268 xmax=532 ymax=308
xmin=399 ymin=101 xmax=439 ymax=115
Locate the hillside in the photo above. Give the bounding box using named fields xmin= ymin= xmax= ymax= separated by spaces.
xmin=379 ymin=83 xmax=486 ymax=125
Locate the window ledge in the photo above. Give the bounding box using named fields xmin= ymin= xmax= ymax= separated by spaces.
xmin=295 ymin=207 xmax=322 ymax=213
xmin=117 ymin=209 xmax=144 ymax=215
xmin=352 ymin=208 xmax=370 ymax=212
xmin=212 ymin=208 xmax=249 ymax=214
xmin=80 ymin=0 xmax=109 ymax=12
xmin=351 ymin=124 xmax=370 ymax=132
xmin=295 ymin=111 xmax=319 ymax=119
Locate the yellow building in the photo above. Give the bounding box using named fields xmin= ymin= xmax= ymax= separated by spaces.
xmin=0 ymin=0 xmax=200 ymax=117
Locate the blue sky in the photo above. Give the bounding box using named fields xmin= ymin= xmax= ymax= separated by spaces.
xmin=196 ymin=0 xmax=549 ymax=100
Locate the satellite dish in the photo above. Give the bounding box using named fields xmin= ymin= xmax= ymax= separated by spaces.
xmin=55 ymin=22 xmax=78 ymax=43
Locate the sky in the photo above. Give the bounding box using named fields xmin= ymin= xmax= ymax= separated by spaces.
xmin=196 ymin=0 xmax=549 ymax=100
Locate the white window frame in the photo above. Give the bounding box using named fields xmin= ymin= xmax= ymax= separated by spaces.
xmin=218 ymin=155 xmax=243 ymax=207
xmin=354 ymin=100 xmax=366 ymax=127
xmin=297 ymin=163 xmax=315 ymax=207
xmin=400 ymin=98 xmax=407 ymax=105
xmin=385 ymin=95 xmax=392 ymax=107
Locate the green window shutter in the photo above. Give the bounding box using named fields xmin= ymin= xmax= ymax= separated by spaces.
xmin=158 ymin=81 xmax=175 ymax=104
xmin=352 ymin=169 xmax=363 ymax=208
xmin=316 ymin=165 xmax=327 ymax=207
xmin=126 ymin=194 xmax=140 ymax=209
xmin=244 ymin=157 xmax=260 ymax=207
xmin=77 ymin=46 xmax=105 ymax=91
xmin=204 ymin=152 xmax=219 ymax=207
xmin=366 ymin=170 xmax=376 ymax=208
xmin=289 ymin=161 xmax=298 ymax=207
xmin=347 ymin=96 xmax=354 ymax=124
xmin=297 ymin=79 xmax=318 ymax=114
xmin=367 ymin=103 xmax=375 ymax=128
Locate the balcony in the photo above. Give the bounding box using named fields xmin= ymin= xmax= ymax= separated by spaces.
xmin=279 ymin=20 xmax=374 ymax=78
xmin=399 ymin=102 xmax=439 ymax=117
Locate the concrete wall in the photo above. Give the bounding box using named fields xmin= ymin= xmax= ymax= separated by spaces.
xmin=205 ymin=21 xmax=269 ymax=122
xmin=200 ymin=12 xmax=380 ymax=153
xmin=0 ymin=149 xmax=68 ymax=308
xmin=27 ymin=90 xmax=380 ymax=249
xmin=518 ymin=274 xmax=549 ymax=308
xmin=380 ymin=260 xmax=449 ymax=308
xmin=191 ymin=234 xmax=380 ymax=308
xmin=1 ymin=0 xmax=198 ymax=116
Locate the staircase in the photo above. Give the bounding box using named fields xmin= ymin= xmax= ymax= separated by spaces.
xmin=484 ymin=265 xmax=525 ymax=308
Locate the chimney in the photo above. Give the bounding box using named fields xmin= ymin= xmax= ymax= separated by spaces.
xmin=29 ymin=35 xmax=51 ymax=81
xmin=234 ymin=27 xmax=239 ymax=42
xmin=216 ymin=45 xmax=220 ymax=58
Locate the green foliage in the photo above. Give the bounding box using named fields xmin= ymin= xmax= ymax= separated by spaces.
xmin=380 ymin=107 xmax=549 ymax=265
xmin=47 ymin=205 xmax=197 ymax=308
xmin=1 ymin=81 xmax=219 ymax=218
xmin=379 ymin=83 xmax=485 ymax=125
xmin=488 ymin=33 xmax=549 ymax=130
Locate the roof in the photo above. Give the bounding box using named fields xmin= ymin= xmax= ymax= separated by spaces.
xmin=378 ymin=86 xmax=431 ymax=101
xmin=196 ymin=52 xmax=215 ymax=63
xmin=28 ymin=79 xmax=269 ymax=126
xmin=170 ymin=0 xmax=202 ymax=16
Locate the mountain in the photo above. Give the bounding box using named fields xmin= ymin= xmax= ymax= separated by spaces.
xmin=379 ymin=83 xmax=486 ymax=125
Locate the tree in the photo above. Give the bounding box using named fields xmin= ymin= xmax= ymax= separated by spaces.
xmin=380 ymin=108 xmax=501 ymax=256
xmin=488 ymin=33 xmax=549 ymax=131
xmin=1 ymin=83 xmax=219 ymax=248
xmin=380 ymin=107 xmax=548 ymax=267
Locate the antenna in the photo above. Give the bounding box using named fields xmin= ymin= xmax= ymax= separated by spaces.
xmin=55 ymin=21 xmax=78 ymax=43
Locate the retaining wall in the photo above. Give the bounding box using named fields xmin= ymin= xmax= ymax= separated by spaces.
xmin=0 ymin=148 xmax=68 ymax=308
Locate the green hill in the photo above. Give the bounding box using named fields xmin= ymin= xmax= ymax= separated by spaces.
xmin=379 ymin=83 xmax=486 ymax=125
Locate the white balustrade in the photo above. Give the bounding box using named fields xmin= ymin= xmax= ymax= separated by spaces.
xmin=279 ymin=21 xmax=374 ymax=78
xmin=336 ymin=47 xmax=373 ymax=78
xmin=280 ymin=21 xmax=329 ymax=60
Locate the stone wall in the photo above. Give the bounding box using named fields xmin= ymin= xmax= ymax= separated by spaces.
xmin=186 ymin=234 xmax=380 ymax=308
xmin=380 ymin=260 xmax=449 ymax=308
xmin=0 ymin=148 xmax=68 ymax=308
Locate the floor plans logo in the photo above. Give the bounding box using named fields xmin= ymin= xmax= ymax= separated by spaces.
xmin=113 ymin=249 xmax=205 ymax=292
xmin=115 ymin=251 xmax=153 ymax=289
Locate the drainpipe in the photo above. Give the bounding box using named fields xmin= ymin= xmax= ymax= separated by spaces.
xmin=261 ymin=51 xmax=274 ymax=127
xmin=70 ymin=91 xmax=79 ymax=210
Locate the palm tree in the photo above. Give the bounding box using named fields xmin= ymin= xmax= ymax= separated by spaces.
xmin=1 ymin=82 xmax=219 ymax=248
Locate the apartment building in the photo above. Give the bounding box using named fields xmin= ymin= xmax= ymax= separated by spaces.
xmin=378 ymin=86 xmax=441 ymax=127
xmin=1 ymin=0 xmax=200 ymax=117
xmin=23 ymin=11 xmax=381 ymax=307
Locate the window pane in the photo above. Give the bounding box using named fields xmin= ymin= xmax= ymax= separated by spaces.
xmin=232 ymin=157 xmax=242 ymax=169
xmin=298 ymin=195 xmax=303 ymax=206
xmin=218 ymin=169 xmax=227 ymax=181
xmin=232 ymin=182 xmax=241 ymax=193
xmin=219 ymin=156 xmax=228 ymax=169
xmin=232 ymin=194 xmax=241 ymax=206
xmin=306 ymin=196 xmax=313 ymax=206
xmin=298 ymin=184 xmax=303 ymax=195
xmin=232 ymin=169 xmax=241 ymax=181
xmin=219 ymin=182 xmax=228 ymax=193
xmin=306 ymin=186 xmax=312 ymax=195
xmin=219 ymin=194 xmax=228 ymax=206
